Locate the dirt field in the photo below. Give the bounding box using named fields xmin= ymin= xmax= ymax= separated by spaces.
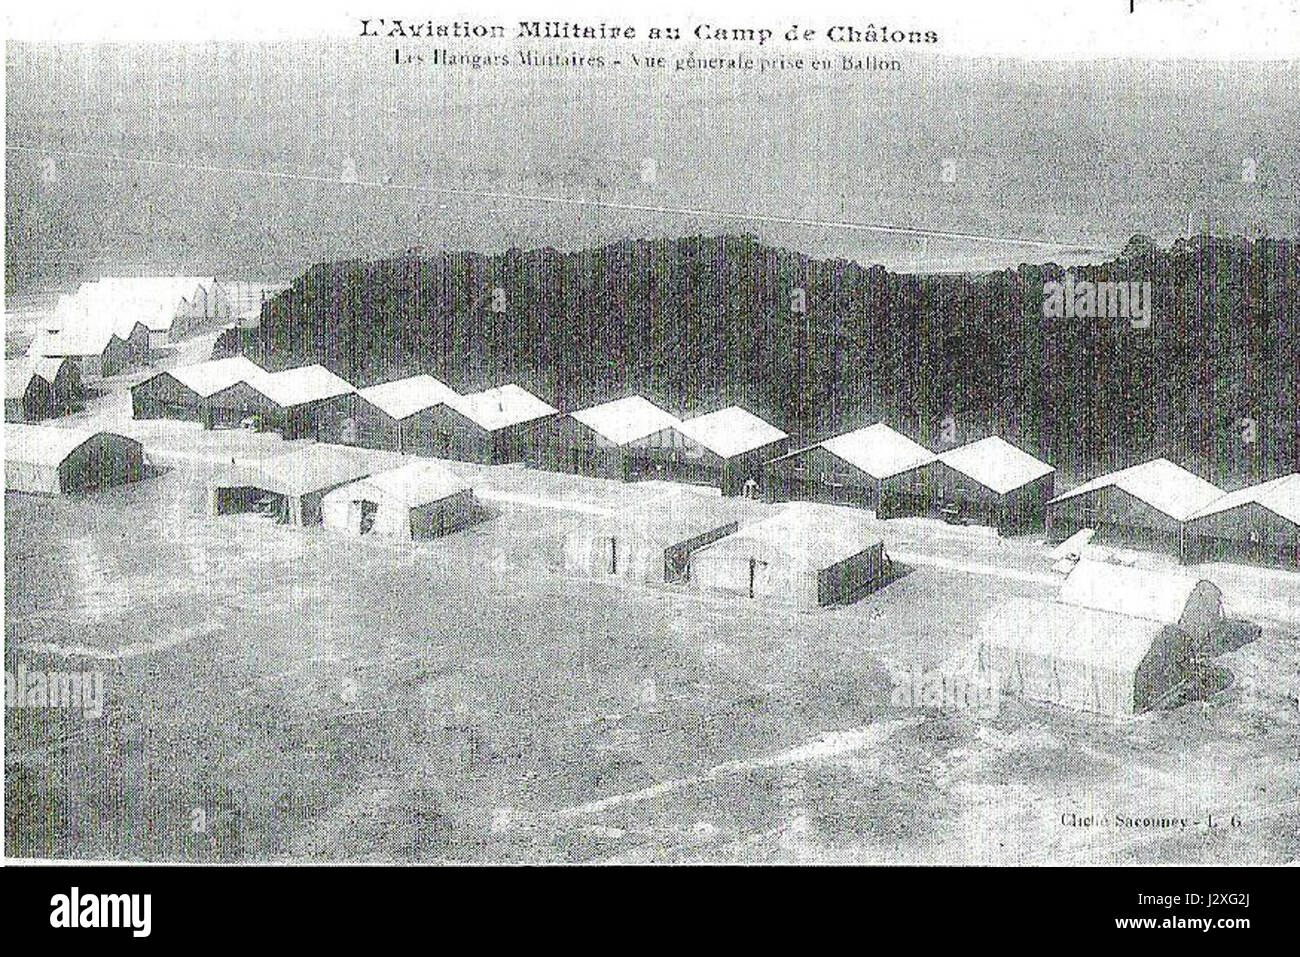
xmin=6 ymin=395 xmax=1300 ymax=863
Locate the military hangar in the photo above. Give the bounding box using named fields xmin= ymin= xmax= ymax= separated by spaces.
xmin=5 ymin=424 xmax=146 ymax=495
xmin=321 ymin=460 xmax=475 ymax=541
xmin=210 ymin=445 xmax=373 ymax=526
xmin=562 ymin=490 xmax=740 ymax=584
xmin=766 ymin=422 xmax=935 ymax=516
xmin=688 ymin=501 xmax=886 ymax=609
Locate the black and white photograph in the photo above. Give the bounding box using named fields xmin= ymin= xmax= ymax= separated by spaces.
xmin=2 ymin=0 xmax=1297 ymax=909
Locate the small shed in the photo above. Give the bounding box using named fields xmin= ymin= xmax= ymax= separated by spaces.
xmin=321 ymin=460 xmax=474 ymax=540
xmin=563 ymin=491 xmax=740 ymax=583
xmin=766 ymin=422 xmax=935 ymax=515
xmin=1047 ymin=458 xmax=1223 ymax=556
xmin=930 ymin=435 xmax=1055 ymax=532
xmin=689 ymin=502 xmax=886 ymax=609
xmin=1185 ymin=473 xmax=1300 ymax=571
xmin=969 ymin=596 xmax=1193 ymax=717
xmin=210 ymin=446 xmax=373 ymax=526
xmin=1057 ymin=559 xmax=1223 ymax=645
xmin=5 ymin=424 xmax=145 ymax=494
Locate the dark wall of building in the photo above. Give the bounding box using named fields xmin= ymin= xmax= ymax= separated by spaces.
xmin=1048 ymin=486 xmax=1184 ymax=553
xmin=816 ymin=542 xmax=886 ymax=606
xmin=343 ymin=397 xmax=401 ymax=451
xmin=309 ymin=393 xmax=360 ymax=444
xmin=57 ymin=435 xmax=144 ymax=493
xmin=538 ymin=417 xmax=629 ymax=479
xmin=6 ymin=379 xmax=54 ymax=423
xmin=203 ymin=382 xmax=281 ymax=430
xmin=1186 ymin=502 xmax=1300 ymax=569
xmin=929 ymin=462 xmax=1051 ymax=533
xmin=132 ymin=373 xmax=202 ymax=421
xmin=1133 ymin=626 xmax=1193 ymax=713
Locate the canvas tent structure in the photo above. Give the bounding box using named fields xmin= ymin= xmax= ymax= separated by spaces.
xmin=210 ymin=445 xmax=373 ymax=526
xmin=321 ymin=460 xmax=475 ymax=541
xmin=542 ymin=395 xmax=683 ymax=480
xmin=766 ymin=422 xmax=935 ymax=515
xmin=628 ymin=405 xmax=789 ymax=496
xmin=5 ymin=424 xmax=145 ymax=495
xmin=1046 ymin=458 xmax=1223 ymax=558
xmin=563 ymin=491 xmax=740 ymax=584
xmin=929 ymin=436 xmax=1055 ymax=532
xmin=347 ymin=375 xmax=461 ymax=452
xmin=415 ymin=384 xmax=558 ymax=464
xmin=5 ymin=357 xmax=82 ymax=422
xmin=1185 ymin=474 xmax=1300 ymax=571
xmin=968 ymin=595 xmax=1194 ymax=718
xmin=689 ymin=502 xmax=886 ymax=609
xmin=1056 ymin=559 xmax=1223 ymax=645
xmin=131 ymin=355 xmax=273 ymax=426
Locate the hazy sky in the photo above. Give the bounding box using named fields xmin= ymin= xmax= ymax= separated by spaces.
xmin=6 ymin=30 xmax=1298 ymax=291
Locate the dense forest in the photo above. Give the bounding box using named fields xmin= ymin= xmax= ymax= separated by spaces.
xmin=219 ymin=233 xmax=1299 ymax=487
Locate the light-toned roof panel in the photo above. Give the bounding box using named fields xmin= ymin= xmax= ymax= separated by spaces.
xmin=570 ymin=395 xmax=682 ymax=446
xmin=258 ymin=365 xmax=356 ymax=407
xmin=677 ymin=406 xmax=787 ymax=459
xmin=357 ymin=375 xmax=459 ymax=420
xmin=227 ymin=445 xmax=372 ymax=496
xmin=166 ymin=355 xmax=271 ymax=398
xmin=820 ymin=422 xmax=936 ymax=479
xmin=1057 ymin=559 xmax=1216 ymax=625
xmin=976 ymin=595 xmax=1163 ymax=672
xmin=699 ymin=501 xmax=882 ymax=568
xmin=330 ymin=460 xmax=469 ymax=507
xmin=5 ymin=423 xmax=136 ymax=468
xmin=451 ymin=384 xmax=557 ymax=431
xmin=1188 ymin=473 xmax=1300 ymax=527
xmin=936 ymin=435 xmax=1054 ymax=495
xmin=1049 ymin=458 xmax=1222 ymax=521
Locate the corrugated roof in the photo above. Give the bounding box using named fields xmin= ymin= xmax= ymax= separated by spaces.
xmin=223 ymin=445 xmax=372 ymax=496
xmin=818 ymin=422 xmax=936 ymax=479
xmin=1188 ymin=473 xmax=1300 ymax=527
xmin=164 ymin=356 xmax=272 ymax=399
xmin=699 ymin=501 xmax=882 ymax=568
xmin=258 ymin=365 xmax=356 ymax=407
xmin=329 ymin=460 xmax=469 ymax=508
xmin=357 ymin=375 xmax=459 ymax=420
xmin=677 ymin=406 xmax=788 ymax=459
xmin=451 ymin=384 xmax=557 ymax=431
xmin=1057 ymin=559 xmax=1216 ymax=625
xmin=570 ymin=395 xmax=682 ymax=446
xmin=936 ymin=435 xmax=1054 ymax=495
xmin=5 ymin=423 xmax=136 ymax=468
xmin=1049 ymin=458 xmax=1222 ymax=521
xmin=977 ymin=595 xmax=1163 ymax=673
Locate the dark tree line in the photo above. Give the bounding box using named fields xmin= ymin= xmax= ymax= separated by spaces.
xmin=216 ymin=232 xmax=1300 ymax=487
